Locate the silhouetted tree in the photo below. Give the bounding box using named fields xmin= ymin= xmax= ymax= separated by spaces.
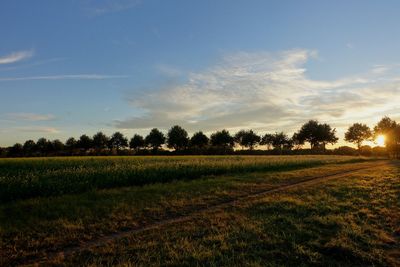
xmin=345 ymin=123 xmax=372 ymax=151
xmin=8 ymin=143 xmax=23 ymax=157
xmin=77 ymin=134 xmax=93 ymax=151
xmin=109 ymin=132 xmax=128 ymax=151
xmin=374 ymin=116 xmax=399 ymax=158
xmin=295 ymin=120 xmax=338 ymax=150
xmin=295 ymin=120 xmax=319 ymax=149
xmin=51 ymin=139 xmax=64 ymax=153
xmin=283 ymin=140 xmax=294 ymax=151
xmin=210 ymin=130 xmax=234 ymax=148
xmin=261 ymin=133 xmax=274 ymax=150
xmin=93 ymin=132 xmax=109 ymax=150
xmin=0 ymin=147 xmax=5 ymax=157
xmin=394 ymin=125 xmax=400 ymax=158
xmin=11 ymin=115 xmax=400 ymax=158
xmin=167 ymin=125 xmax=189 ymax=151
xmin=374 ymin=116 xmax=397 ymax=136
xmin=318 ymin=123 xmax=339 ymax=150
xmin=291 ymin=132 xmax=304 ymax=150
xmin=234 ymin=130 xmax=260 ymax=150
xmin=36 ymin=138 xmax=51 ymax=155
xmin=129 ymin=134 xmax=145 ymax=151
xmin=190 ymin=131 xmax=209 ymax=148
xmin=23 ymin=140 xmax=36 ymax=156
xmin=145 ymin=128 xmax=165 ymax=152
xmin=271 ymin=132 xmax=292 ymax=151
xmin=65 ymin=137 xmax=77 ymax=151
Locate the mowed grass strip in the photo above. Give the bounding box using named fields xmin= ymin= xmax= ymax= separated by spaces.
xmin=0 ymin=159 xmax=385 ymax=266
xmin=60 ymin=162 xmax=400 ymax=267
xmin=0 ymin=155 xmax=372 ymax=202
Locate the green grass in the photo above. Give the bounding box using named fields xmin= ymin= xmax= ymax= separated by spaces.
xmin=0 ymin=156 xmax=394 ymax=266
xmin=0 ymin=155 xmax=371 ymax=202
xmin=62 ymin=161 xmax=399 ymax=267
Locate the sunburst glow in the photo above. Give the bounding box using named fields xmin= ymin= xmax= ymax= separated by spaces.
xmin=376 ymin=135 xmax=385 ymax=147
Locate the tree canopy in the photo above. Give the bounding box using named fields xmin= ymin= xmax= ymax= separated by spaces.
xmin=23 ymin=140 xmax=36 ymax=155
xmin=261 ymin=133 xmax=274 ymax=150
xmin=167 ymin=125 xmax=189 ymax=151
xmin=234 ymin=130 xmax=260 ymax=150
xmin=109 ymin=132 xmax=128 ymax=150
xmin=270 ymin=132 xmax=292 ymax=151
xmin=4 ymin=118 xmax=398 ymax=158
xmin=373 ymin=116 xmax=400 ymax=157
xmin=129 ymin=134 xmax=145 ymax=151
xmin=65 ymin=137 xmax=77 ymax=150
xmin=344 ymin=123 xmax=372 ymax=150
xmin=210 ymin=130 xmax=234 ymax=148
xmin=190 ymin=131 xmax=209 ymax=148
xmin=291 ymin=132 xmax=304 ymax=150
xmin=93 ymin=132 xmax=109 ymax=150
xmin=295 ymin=120 xmax=338 ymax=149
xmin=77 ymin=135 xmax=93 ymax=151
xmin=145 ymin=128 xmax=166 ymax=151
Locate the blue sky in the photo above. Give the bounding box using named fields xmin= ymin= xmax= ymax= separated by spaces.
xmin=1 ymin=0 xmax=400 ymax=147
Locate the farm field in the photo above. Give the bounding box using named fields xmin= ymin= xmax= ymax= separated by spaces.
xmin=0 ymin=155 xmax=399 ymax=266
xmin=0 ymin=155 xmax=370 ymax=202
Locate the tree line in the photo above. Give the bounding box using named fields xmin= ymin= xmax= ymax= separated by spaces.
xmin=1 ymin=117 xmax=399 ymax=158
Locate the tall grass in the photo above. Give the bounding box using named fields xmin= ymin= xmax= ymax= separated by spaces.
xmin=0 ymin=155 xmax=371 ymax=202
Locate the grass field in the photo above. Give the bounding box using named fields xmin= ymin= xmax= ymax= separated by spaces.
xmin=0 ymin=155 xmax=399 ymax=266
xmin=0 ymin=155 xmax=368 ymax=202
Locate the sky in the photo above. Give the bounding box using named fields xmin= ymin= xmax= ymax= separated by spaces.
xmin=1 ymin=0 xmax=400 ymax=147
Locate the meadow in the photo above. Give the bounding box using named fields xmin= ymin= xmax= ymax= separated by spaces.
xmin=0 ymin=155 xmax=368 ymax=202
xmin=1 ymin=155 xmax=398 ymax=266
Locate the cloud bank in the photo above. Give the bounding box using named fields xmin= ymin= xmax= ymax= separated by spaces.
xmin=115 ymin=49 xmax=400 ymax=136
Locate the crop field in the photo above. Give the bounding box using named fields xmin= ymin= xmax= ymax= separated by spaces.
xmin=0 ymin=155 xmax=368 ymax=202
xmin=1 ymin=155 xmax=399 ymax=266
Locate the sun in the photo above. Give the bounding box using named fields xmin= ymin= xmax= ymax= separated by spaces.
xmin=376 ymin=135 xmax=385 ymax=147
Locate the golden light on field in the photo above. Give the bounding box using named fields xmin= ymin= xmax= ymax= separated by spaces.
xmin=376 ymin=135 xmax=385 ymax=147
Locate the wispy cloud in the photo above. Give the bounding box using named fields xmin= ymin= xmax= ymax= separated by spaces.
xmin=371 ymin=64 xmax=389 ymax=75
xmin=0 ymin=74 xmax=129 ymax=82
xmin=0 ymin=50 xmax=34 ymax=64
xmin=156 ymin=64 xmax=184 ymax=77
xmin=5 ymin=113 xmax=55 ymax=121
xmin=0 ymin=57 xmax=65 ymax=72
xmin=85 ymin=0 xmax=141 ymax=16
xmin=115 ymin=49 xmax=400 ymax=137
xmin=15 ymin=126 xmax=60 ymax=134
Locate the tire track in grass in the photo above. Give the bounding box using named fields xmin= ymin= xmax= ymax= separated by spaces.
xmin=21 ymin=161 xmax=394 ymax=266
